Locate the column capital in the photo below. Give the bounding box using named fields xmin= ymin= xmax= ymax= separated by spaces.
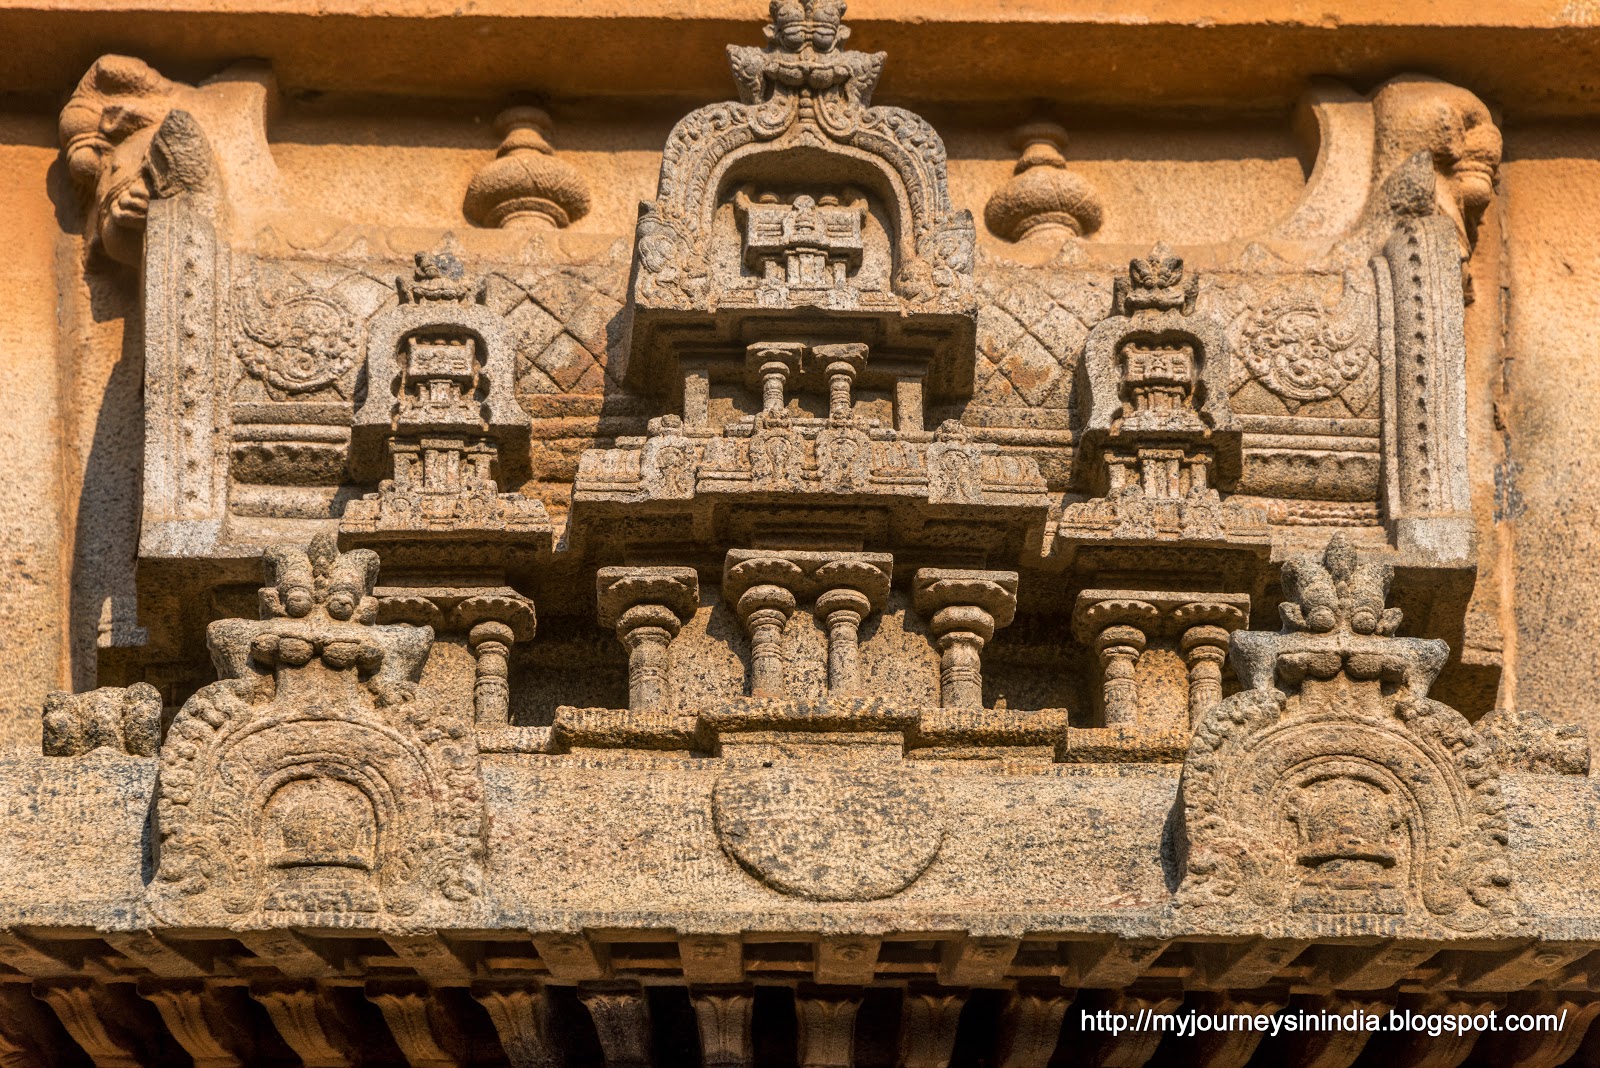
xmin=1072 ymin=589 xmax=1250 ymax=642
xmin=596 ymin=566 xmax=700 ymax=634
xmin=913 ymin=569 xmax=1018 ymax=631
xmin=722 ymin=550 xmax=891 ymax=608
xmin=744 ymin=340 xmax=806 ymax=383
xmin=810 ymin=341 xmax=869 ymax=378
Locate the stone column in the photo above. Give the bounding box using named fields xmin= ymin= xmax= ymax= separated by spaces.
xmin=456 ymin=593 xmax=536 ymax=727
xmin=724 ymin=554 xmax=805 ymax=698
xmin=1173 ymin=601 xmax=1247 ymax=726
xmin=816 ymin=587 xmax=872 ymax=693
xmin=913 ymin=569 xmax=1019 ymax=708
xmin=812 ymin=342 xmax=868 ymax=423
xmin=812 ymin=556 xmax=890 ymax=695
xmin=596 ymin=566 xmax=701 ymax=713
xmin=747 ymin=341 xmax=805 ymax=418
xmin=469 ymin=622 xmax=516 ymax=726
xmin=1096 ymin=624 xmax=1147 ymax=727
xmin=1074 ymin=597 xmax=1158 ymax=729
xmin=1073 ymin=591 xmax=1248 ymax=733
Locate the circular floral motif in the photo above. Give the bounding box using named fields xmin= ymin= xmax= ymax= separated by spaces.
xmin=1235 ymin=298 xmax=1372 ymax=404
xmin=235 ymin=277 xmax=358 ymax=398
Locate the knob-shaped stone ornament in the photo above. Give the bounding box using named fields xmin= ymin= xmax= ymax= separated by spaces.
xmin=464 ymin=106 xmax=591 ymax=230
xmin=984 ymin=121 xmax=1102 ymax=241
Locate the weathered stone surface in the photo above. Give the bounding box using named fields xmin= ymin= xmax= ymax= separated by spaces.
xmin=7 ymin=0 xmax=1600 ymax=1061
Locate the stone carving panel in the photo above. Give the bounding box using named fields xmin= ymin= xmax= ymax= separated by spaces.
xmin=1176 ymin=536 xmax=1511 ymax=930
xmin=153 ymin=534 xmax=485 ymax=927
xmin=1225 ymin=281 xmax=1379 ymax=418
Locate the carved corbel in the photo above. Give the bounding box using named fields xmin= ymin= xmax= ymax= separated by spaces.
xmin=795 ymin=989 xmax=860 ymax=1068
xmin=249 ymin=983 xmax=362 ymax=1068
xmin=464 ymin=105 xmax=591 ymax=230
xmin=579 ymin=984 xmax=653 ymax=1068
xmin=692 ymin=991 xmax=753 ymax=1068
xmin=897 ymin=990 xmax=967 ymax=1068
xmin=596 ymin=567 xmax=701 ymax=713
xmin=471 ymin=983 xmax=562 ymax=1068
xmin=364 ymin=981 xmax=467 ymax=1068
xmin=913 ymin=569 xmax=1019 ymax=709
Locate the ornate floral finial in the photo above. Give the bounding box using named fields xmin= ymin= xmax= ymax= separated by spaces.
xmin=728 ymin=0 xmax=881 ymax=107
xmin=984 ymin=121 xmax=1102 ymax=241
xmin=1278 ymin=532 xmax=1403 ymax=637
xmin=398 ymin=251 xmax=481 ymax=305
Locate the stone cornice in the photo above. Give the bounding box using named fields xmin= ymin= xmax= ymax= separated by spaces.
xmin=5 ymin=3 xmax=1600 ymax=116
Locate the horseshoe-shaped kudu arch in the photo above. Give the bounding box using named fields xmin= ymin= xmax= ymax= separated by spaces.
xmin=6 ymin=0 xmax=1600 ymax=1063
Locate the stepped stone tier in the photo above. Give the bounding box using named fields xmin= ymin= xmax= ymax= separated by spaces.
xmin=9 ymin=0 xmax=1600 ymax=1063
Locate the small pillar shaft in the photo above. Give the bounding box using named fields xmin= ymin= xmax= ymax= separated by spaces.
xmin=469 ymin=622 xmax=516 ymax=727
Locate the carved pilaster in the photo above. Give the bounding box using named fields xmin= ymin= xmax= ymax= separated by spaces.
xmin=469 ymin=622 xmax=515 ymax=728
xmin=914 ymin=569 xmax=1019 ymax=708
xmin=1074 ymin=590 xmax=1249 ymax=733
xmin=814 ymin=342 xmax=868 ymax=422
xmin=1185 ymin=993 xmax=1284 ymax=1068
xmin=729 ymin=571 xmax=800 ymax=698
xmin=1172 ymin=600 xmax=1248 ymax=726
xmin=1265 ymin=995 xmax=1385 ymax=1068
xmin=459 ymin=592 xmax=537 ymax=726
xmin=748 ymin=342 xmax=806 ymax=417
xmin=1076 ymin=598 xmax=1156 ymax=728
xmin=597 ymin=567 xmax=701 ymax=713
xmin=377 ymin=588 xmax=535 ymax=728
